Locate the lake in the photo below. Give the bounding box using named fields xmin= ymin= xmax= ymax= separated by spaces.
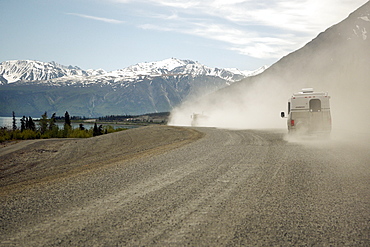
xmin=0 ymin=117 xmax=21 ymax=128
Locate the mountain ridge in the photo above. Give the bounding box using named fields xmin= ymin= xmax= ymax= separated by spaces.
xmin=0 ymin=58 xmax=266 ymax=117
xmin=0 ymin=58 xmax=265 ymax=86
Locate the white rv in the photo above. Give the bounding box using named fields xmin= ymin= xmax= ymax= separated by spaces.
xmin=281 ymin=88 xmax=331 ymax=134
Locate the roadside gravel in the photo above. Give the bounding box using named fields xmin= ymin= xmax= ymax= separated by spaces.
xmin=0 ymin=125 xmax=203 ymax=195
xmin=0 ymin=127 xmax=369 ymax=246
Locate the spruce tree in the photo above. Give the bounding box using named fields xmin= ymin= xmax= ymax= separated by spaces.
xmin=12 ymin=111 xmax=17 ymax=131
xmin=39 ymin=112 xmax=48 ymax=134
xmin=28 ymin=117 xmax=36 ymax=131
xmin=64 ymin=111 xmax=71 ymax=127
xmin=20 ymin=116 xmax=26 ymax=132
xmin=93 ymin=123 xmax=99 ymax=136
xmin=49 ymin=113 xmax=56 ymax=131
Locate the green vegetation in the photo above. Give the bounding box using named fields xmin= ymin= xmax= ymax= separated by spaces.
xmin=0 ymin=111 xmax=127 ymax=143
xmin=98 ymin=112 xmax=170 ymax=124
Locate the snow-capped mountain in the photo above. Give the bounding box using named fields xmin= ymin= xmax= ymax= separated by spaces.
xmin=114 ymin=58 xmax=257 ymax=81
xmin=0 ymin=58 xmax=263 ymax=86
xmin=0 ymin=58 xmax=264 ymax=117
xmin=0 ymin=60 xmax=106 ymax=84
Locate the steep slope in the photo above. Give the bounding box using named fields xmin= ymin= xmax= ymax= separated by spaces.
xmin=263 ymin=0 xmax=370 ymax=86
xmin=169 ymin=1 xmax=370 ymax=132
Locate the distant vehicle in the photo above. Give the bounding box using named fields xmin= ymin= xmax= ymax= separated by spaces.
xmin=191 ymin=113 xmax=208 ymax=127
xmin=281 ymin=88 xmax=331 ymax=134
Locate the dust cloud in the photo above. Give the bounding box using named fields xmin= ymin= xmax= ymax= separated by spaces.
xmin=169 ymin=69 xmax=370 ymax=148
xmin=168 ymin=76 xmax=289 ymax=129
xmin=168 ymin=63 xmax=370 ymax=144
xmin=168 ymin=9 xmax=370 ymax=145
xmin=169 ymin=67 xmax=370 ymax=133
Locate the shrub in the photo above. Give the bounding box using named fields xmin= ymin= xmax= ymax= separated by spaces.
xmin=20 ymin=129 xmax=39 ymax=140
xmin=68 ymin=128 xmax=92 ymax=138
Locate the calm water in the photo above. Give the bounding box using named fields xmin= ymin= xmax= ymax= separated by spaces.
xmin=0 ymin=117 xmax=136 ymax=129
xmin=0 ymin=117 xmax=21 ymax=128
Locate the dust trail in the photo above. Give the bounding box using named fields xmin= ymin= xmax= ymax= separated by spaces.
xmin=169 ymin=70 xmax=369 ymax=146
xmin=168 ymin=2 xmax=370 ymax=145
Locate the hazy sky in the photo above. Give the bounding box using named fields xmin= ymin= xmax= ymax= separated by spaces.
xmin=1 ymin=0 xmax=368 ymax=71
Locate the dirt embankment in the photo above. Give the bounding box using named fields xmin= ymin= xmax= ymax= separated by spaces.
xmin=0 ymin=125 xmax=203 ymax=195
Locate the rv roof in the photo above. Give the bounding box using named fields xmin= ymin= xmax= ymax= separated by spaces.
xmin=292 ymin=91 xmax=328 ymax=97
xmin=301 ymin=88 xmax=314 ymax=93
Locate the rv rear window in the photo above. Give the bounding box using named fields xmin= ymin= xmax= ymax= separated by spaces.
xmin=309 ymin=99 xmax=321 ymax=112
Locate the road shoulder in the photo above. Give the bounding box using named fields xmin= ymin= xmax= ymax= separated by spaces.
xmin=0 ymin=125 xmax=203 ymax=195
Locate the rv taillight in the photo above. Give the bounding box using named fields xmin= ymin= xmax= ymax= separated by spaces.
xmin=291 ymin=120 xmax=295 ymax=126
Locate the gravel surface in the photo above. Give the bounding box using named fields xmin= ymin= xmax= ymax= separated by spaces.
xmin=0 ymin=126 xmax=369 ymax=246
xmin=0 ymin=125 xmax=202 ymax=194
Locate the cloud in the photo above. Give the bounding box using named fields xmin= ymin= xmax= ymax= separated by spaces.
xmin=109 ymin=0 xmax=367 ymax=59
xmin=67 ymin=13 xmax=124 ymax=24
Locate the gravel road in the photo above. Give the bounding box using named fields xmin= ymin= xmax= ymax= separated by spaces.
xmin=1 ymin=126 xmax=369 ymax=246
